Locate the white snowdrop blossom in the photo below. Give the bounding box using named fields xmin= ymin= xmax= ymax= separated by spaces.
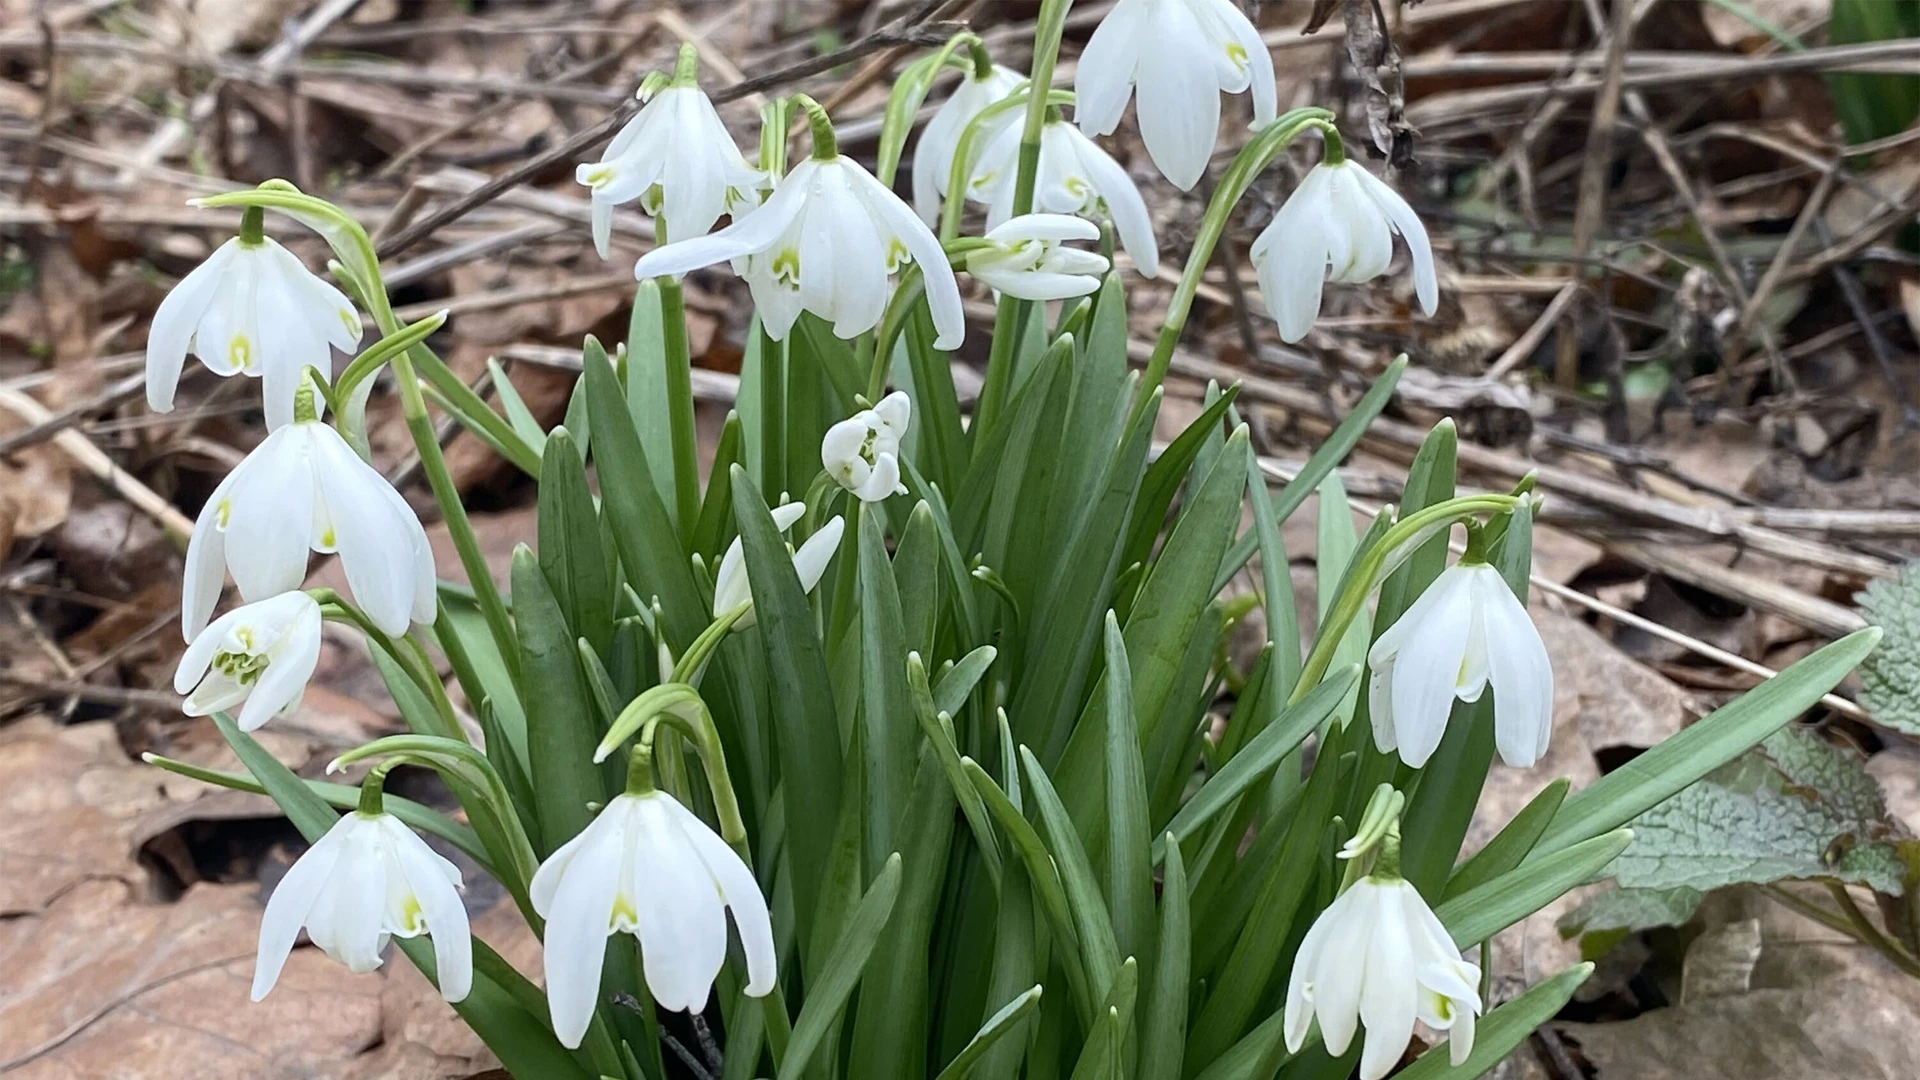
xmin=712 ymin=503 xmax=844 ymax=628
xmin=1076 ymin=0 xmax=1277 ymax=190
xmin=632 ymin=154 xmax=965 ymax=349
xmin=822 ymin=392 xmax=911 ymax=503
xmin=1367 ymin=561 xmax=1552 ymax=770
xmin=174 ymin=591 xmax=322 ymax=732
xmin=1285 ymin=875 xmax=1481 ymax=1080
xmin=965 ymin=214 xmax=1111 ymax=301
xmin=252 ymin=810 xmax=471 ymax=1004
xmin=576 ymin=51 xmax=766 ymax=258
xmin=184 ymin=388 xmax=434 ymax=641
xmin=1251 ymin=158 xmax=1437 ymax=343
xmin=145 ymin=233 xmax=361 ymax=430
xmin=912 ymin=62 xmax=1023 ymax=224
xmin=968 ymin=118 xmax=1159 ymax=277
xmin=531 ymin=791 xmax=776 ymax=1047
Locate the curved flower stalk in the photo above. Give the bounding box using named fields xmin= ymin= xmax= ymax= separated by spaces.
xmin=968 ymin=115 xmax=1159 ymax=276
xmin=1284 ymin=872 xmax=1480 ymax=1078
xmin=184 ymin=377 xmax=434 ymax=640
xmin=1368 ymin=559 xmax=1553 ymax=768
xmin=175 ymin=591 xmax=323 ymax=732
xmin=912 ymin=61 xmax=1023 ymax=223
xmin=532 ymin=788 xmax=776 ymax=1047
xmin=145 ymin=209 xmax=362 ymax=430
xmin=1251 ymin=149 xmax=1438 ymax=343
xmin=712 ymin=502 xmax=844 ymax=627
xmin=577 ymin=44 xmax=768 ymax=257
xmin=965 ymin=214 xmax=1111 ymax=300
xmin=633 ymin=96 xmax=965 ymax=349
xmin=822 ymin=392 xmax=911 ymax=503
xmin=1076 ymin=0 xmax=1277 ymax=190
xmin=253 ymin=804 xmax=471 ymax=1004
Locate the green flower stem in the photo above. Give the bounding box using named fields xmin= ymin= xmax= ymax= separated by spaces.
xmin=674 ymin=606 xmax=753 ymax=685
xmin=599 ymin=684 xmax=751 ymax=853
xmin=238 ymin=206 xmax=266 ymax=246
xmin=1289 ymin=494 xmax=1519 ymax=708
xmin=1828 ymin=882 xmax=1920 ymax=978
xmin=314 ymin=592 xmax=461 ymax=742
xmin=938 ymin=88 xmax=1075 ymax=243
xmin=1011 ymin=0 xmax=1075 ymax=219
xmin=655 ymin=274 xmax=703 ymax=547
xmin=965 ymin=35 xmax=995 ymax=80
xmin=672 ymin=41 xmax=699 ymax=86
xmin=357 ymin=760 xmax=396 ymax=815
xmin=792 ymin=93 xmax=838 ymax=161
xmin=972 ymin=294 xmax=1025 ymax=444
xmin=1131 ymin=110 xmax=1336 ymax=417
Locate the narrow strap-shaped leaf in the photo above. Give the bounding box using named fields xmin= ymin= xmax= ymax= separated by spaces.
xmin=912 ymin=655 xmax=1003 ymax=887
xmin=1101 ymin=612 xmax=1155 ymax=975
xmin=1242 ymin=424 xmax=1302 ymax=703
xmin=933 ymin=644 xmax=997 ymax=719
xmin=538 ymin=428 xmax=614 ymax=657
xmin=932 ymin=985 xmax=1044 ymax=1080
xmin=899 ymin=464 xmax=980 ymax=645
xmin=1120 ymin=386 xmax=1242 ymax=574
xmin=512 ymin=545 xmax=606 ymax=856
xmin=1311 ymin=473 xmax=1366 ymax=726
xmin=1444 ymin=778 xmax=1570 ymax=901
xmin=1390 ymin=963 xmax=1594 ymax=1080
xmin=778 ymin=855 xmax=903 ymax=1080
xmin=1066 ymin=957 xmax=1137 ymax=1080
xmin=1020 ymin=746 xmax=1122 ymax=1000
xmin=1437 ymin=829 xmax=1633 ymax=948
xmin=859 ymin=503 xmax=916 ymax=879
xmin=691 ymin=411 xmax=743 ymax=567
xmin=486 ymin=357 xmax=549 ymax=454
xmin=896 ymin=501 xmax=945 ymax=660
xmin=1138 ymin=835 xmax=1190 ymax=1080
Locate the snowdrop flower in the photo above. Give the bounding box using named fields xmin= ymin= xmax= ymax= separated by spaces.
xmin=1076 ymin=0 xmax=1277 ymax=190
xmin=577 ymin=45 xmax=767 ymax=258
xmin=822 ymin=392 xmax=911 ymax=503
xmin=253 ymin=810 xmax=471 ymax=1004
xmin=632 ymin=99 xmax=964 ymax=349
xmin=965 ymin=214 xmax=1110 ymax=300
xmin=1252 ymin=156 xmax=1437 ymax=343
xmin=1285 ymin=874 xmax=1480 ymax=1079
xmin=912 ymin=61 xmax=1023 ymax=223
xmin=712 ymin=503 xmax=844 ymax=628
xmin=532 ymin=790 xmax=775 ymax=1047
xmin=184 ymin=379 xmax=433 ymax=641
xmin=145 ymin=215 xmax=362 ymax=431
xmin=1367 ymin=561 xmax=1552 ymax=769
xmin=174 ymin=591 xmax=322 ymax=732
xmin=968 ymin=117 xmax=1159 ymax=277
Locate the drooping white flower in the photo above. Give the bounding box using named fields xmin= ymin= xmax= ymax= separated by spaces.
xmin=183 ymin=388 xmax=434 ymax=641
xmin=632 ymin=154 xmax=965 ymax=349
xmin=967 ymin=118 xmax=1159 ymax=277
xmin=1285 ymin=875 xmax=1480 ymax=1080
xmin=146 ymin=234 xmax=362 ymax=430
xmin=531 ymin=790 xmax=776 ymax=1047
xmin=712 ymin=503 xmax=844 ymax=628
xmin=1251 ymin=158 xmax=1437 ymax=344
xmin=1367 ymin=562 xmax=1552 ymax=769
xmin=822 ymin=392 xmax=911 ymax=503
xmin=1076 ymin=0 xmax=1277 ymax=191
xmin=174 ymin=591 xmax=322 ymax=732
xmin=253 ymin=810 xmax=471 ymax=1004
xmin=912 ymin=62 xmax=1024 ymax=224
xmin=576 ymin=48 xmax=767 ymax=258
xmin=965 ymin=214 xmax=1111 ymax=300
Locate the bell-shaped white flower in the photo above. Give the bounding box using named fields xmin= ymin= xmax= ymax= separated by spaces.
xmin=631 ymin=144 xmax=965 ymax=350
xmin=146 ymin=231 xmax=362 ymax=431
xmin=1076 ymin=0 xmax=1277 ymax=190
xmin=1251 ymin=158 xmax=1437 ymax=344
xmin=912 ymin=62 xmax=1024 ymax=224
xmin=576 ymin=46 xmax=767 ymax=258
xmin=253 ymin=810 xmax=471 ymax=1004
xmin=822 ymin=392 xmax=911 ymax=503
xmin=184 ymin=384 xmax=434 ymax=641
xmin=968 ymin=118 xmax=1159 ymax=277
xmin=531 ymin=790 xmax=776 ymax=1047
xmin=174 ymin=590 xmax=322 ymax=732
xmin=1367 ymin=561 xmax=1552 ymax=769
xmin=1285 ymin=874 xmax=1480 ymax=1080
xmin=712 ymin=503 xmax=844 ymax=628
xmin=965 ymin=214 xmax=1111 ymax=300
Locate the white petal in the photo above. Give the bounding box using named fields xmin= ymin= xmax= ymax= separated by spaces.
xmin=989 ymin=269 xmax=1102 ymax=302
xmin=849 ymin=160 xmax=965 ymax=350
xmin=530 ymin=813 xmax=610 ymax=917
xmin=311 ymin=427 xmax=428 ymax=635
xmin=251 ymin=816 xmax=349 ymax=1000
xmin=237 ymin=596 xmax=322 ymax=732
xmin=307 ymin=830 xmax=389 ymax=974
xmin=223 ymin=428 xmax=316 ymax=603
xmin=542 ymin=815 xmax=623 ymax=1048
xmin=1353 ymin=166 xmax=1438 ymax=315
xmin=384 ymin=818 xmax=472 ymax=1003
xmin=664 ymin=796 xmax=776 ymax=997
xmin=1357 ymin=884 xmax=1419 ymax=1080
xmin=627 ymin=798 xmax=730 ymax=1013
xmin=182 ymin=467 xmax=239 ymax=640
xmin=1253 ymin=165 xmax=1335 ymax=343
xmin=1387 ymin=576 xmax=1475 ymax=768
xmin=1327 ymin=167 xmax=1395 ymax=284
xmin=1285 ymin=894 xmax=1338 ymax=1053
xmin=792 ymin=515 xmax=844 ymax=594
xmin=821 ymin=415 xmax=871 ymax=478
xmin=1449 ymin=1001 xmax=1476 ymax=1064
xmin=1134 ymin=5 xmax=1222 ymax=191
xmin=591 ymin=196 xmax=615 ymax=260
xmin=632 ymin=160 xmax=814 ymax=280
xmin=1065 ymin=127 xmax=1159 ymax=276
xmin=1478 ymin=571 xmax=1554 ymax=768
xmin=986 ymin=213 xmax=1102 ymax=245
xmin=146 ymin=241 xmax=237 ymax=413
xmin=174 ymin=601 xmax=243 ymax=694
xmin=1313 ymin=883 xmax=1376 ymax=1056
xmin=1221 ymin=0 xmax=1277 ymax=124
xmin=1074 ymin=0 xmax=1147 ymax=137
xmin=270 ymin=240 xmax=361 ymax=352
xmin=814 ymin=177 xmax=890 ymax=340
xmin=1368 ymin=653 xmax=1398 ymax=756
xmin=872 ymin=391 xmax=911 ymax=440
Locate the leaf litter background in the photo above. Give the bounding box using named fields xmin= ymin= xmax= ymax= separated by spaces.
xmin=5 ymin=0 xmax=1920 ymax=1077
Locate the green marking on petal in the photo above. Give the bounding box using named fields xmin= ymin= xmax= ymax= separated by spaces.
xmin=215 ymin=498 xmax=233 ymax=530
xmin=1226 ymin=42 xmax=1249 ymax=71
xmin=229 ymin=334 xmax=254 ymax=372
xmin=771 ymin=247 xmax=801 ymax=286
xmin=885 ymin=238 xmax=910 ymax=273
